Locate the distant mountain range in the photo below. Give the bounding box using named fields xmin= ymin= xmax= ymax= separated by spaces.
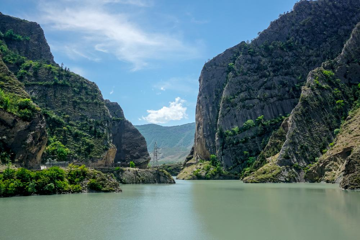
xmin=135 ymin=123 xmax=195 ymax=164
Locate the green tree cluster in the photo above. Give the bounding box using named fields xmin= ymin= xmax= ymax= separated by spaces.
xmin=0 ymin=164 xmax=118 ymax=197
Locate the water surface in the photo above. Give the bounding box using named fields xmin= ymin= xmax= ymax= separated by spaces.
xmin=0 ymin=180 xmax=359 ymax=240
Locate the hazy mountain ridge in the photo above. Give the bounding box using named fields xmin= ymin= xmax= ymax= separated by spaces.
xmin=136 ymin=123 xmax=195 ymax=164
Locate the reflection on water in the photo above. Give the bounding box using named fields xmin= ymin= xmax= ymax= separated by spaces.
xmin=0 ymin=180 xmax=359 ymax=240
xmin=191 ymin=182 xmax=360 ymax=240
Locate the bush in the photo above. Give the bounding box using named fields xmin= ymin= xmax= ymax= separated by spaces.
xmin=322 ymin=70 xmax=335 ymax=80
xmin=4 ymin=29 xmax=26 ymax=41
xmin=210 ymin=154 xmax=219 ymax=167
xmin=71 ymin=184 xmax=82 ymax=193
xmin=16 ymin=168 xmax=33 ymax=182
xmin=129 ymin=161 xmax=135 ymax=168
xmin=18 ymin=108 xmax=33 ymax=121
xmin=0 ymin=89 xmax=38 ymax=121
xmin=3 ymin=166 xmax=16 ymax=180
xmin=243 ymin=119 xmax=255 ymax=130
xmin=334 ymin=129 xmax=340 ymax=135
xmin=46 ymin=141 xmax=70 ymax=161
xmin=0 ymin=181 xmax=5 ymax=196
xmin=67 ymin=164 xmax=88 ymax=184
xmin=88 ymin=179 xmax=102 ymax=191
xmin=0 ymin=165 xmax=117 ymax=197
xmin=256 ymin=115 xmax=264 ymax=124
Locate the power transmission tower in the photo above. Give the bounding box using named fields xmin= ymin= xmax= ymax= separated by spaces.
xmin=153 ymin=142 xmax=159 ymax=166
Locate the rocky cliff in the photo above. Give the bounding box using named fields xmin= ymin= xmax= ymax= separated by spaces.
xmin=0 ymin=13 xmax=149 ymax=168
xmin=106 ymin=100 xmax=150 ymax=168
xmin=0 ymin=53 xmax=47 ymax=168
xmin=245 ymin=22 xmax=360 ymax=188
xmin=180 ymin=0 xmax=360 ymax=187
xmin=0 ymin=12 xmax=54 ymax=64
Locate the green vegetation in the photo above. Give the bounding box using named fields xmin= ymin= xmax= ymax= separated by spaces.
xmin=45 ymin=140 xmax=70 ymax=161
xmin=243 ymin=120 xmax=255 ymax=130
xmin=0 ymin=88 xmax=39 ymax=121
xmin=0 ymin=164 xmax=119 ymax=197
xmin=129 ymin=161 xmax=135 ymax=168
xmin=243 ymin=163 xmax=283 ymax=183
xmin=2 ymin=29 xmax=30 ymax=41
xmin=224 ymin=114 xmax=288 ymax=138
xmin=187 ymin=155 xmax=230 ymax=180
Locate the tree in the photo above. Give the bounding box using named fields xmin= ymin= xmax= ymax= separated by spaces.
xmin=243 ymin=119 xmax=255 ymax=130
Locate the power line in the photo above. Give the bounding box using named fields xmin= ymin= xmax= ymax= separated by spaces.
xmin=153 ymin=142 xmax=159 ymax=166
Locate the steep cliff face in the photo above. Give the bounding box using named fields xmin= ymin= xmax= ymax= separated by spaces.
xmin=0 ymin=13 xmax=150 ymax=168
xmin=0 ymin=12 xmax=55 ymax=64
xmin=0 ymin=54 xmax=47 ymax=168
xmin=105 ymin=100 xmax=150 ymax=168
xmin=185 ymin=0 xmax=360 ymax=176
xmin=245 ymin=22 xmax=360 ymax=189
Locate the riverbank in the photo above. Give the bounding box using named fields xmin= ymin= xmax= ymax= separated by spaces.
xmin=0 ymin=164 xmax=121 ymax=197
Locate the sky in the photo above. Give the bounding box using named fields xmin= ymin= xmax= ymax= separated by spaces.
xmin=0 ymin=0 xmax=299 ymax=126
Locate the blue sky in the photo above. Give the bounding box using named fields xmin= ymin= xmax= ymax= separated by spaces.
xmin=0 ymin=0 xmax=298 ymax=126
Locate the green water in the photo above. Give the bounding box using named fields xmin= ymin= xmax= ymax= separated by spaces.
xmin=0 ymin=180 xmax=359 ymax=240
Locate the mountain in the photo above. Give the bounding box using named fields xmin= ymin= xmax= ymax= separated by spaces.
xmin=178 ymin=0 xmax=360 ymax=189
xmin=244 ymin=21 xmax=360 ymax=189
xmin=0 ymin=13 xmax=150 ymax=169
xmin=135 ymin=123 xmax=195 ymax=164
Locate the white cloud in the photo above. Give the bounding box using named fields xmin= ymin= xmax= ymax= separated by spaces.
xmin=36 ymin=0 xmax=203 ymax=70
xmin=142 ymin=97 xmax=188 ymax=124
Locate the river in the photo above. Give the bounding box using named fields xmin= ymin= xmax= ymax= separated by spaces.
xmin=0 ymin=180 xmax=359 ymax=240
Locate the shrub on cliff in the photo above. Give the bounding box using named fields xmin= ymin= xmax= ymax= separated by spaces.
xmin=0 ymin=88 xmax=39 ymax=121
xmin=4 ymin=29 xmax=29 ymax=41
xmin=129 ymin=161 xmax=135 ymax=168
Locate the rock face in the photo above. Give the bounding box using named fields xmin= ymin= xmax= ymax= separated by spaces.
xmin=181 ymin=0 xmax=360 ymax=181
xmin=106 ymin=100 xmax=150 ymax=169
xmin=0 ymin=109 xmax=47 ymax=168
xmin=0 ymin=13 xmax=150 ymax=168
xmin=0 ymin=12 xmax=55 ymax=64
xmin=0 ymin=53 xmax=47 ymax=168
xmin=113 ymin=168 xmax=175 ymax=184
xmin=245 ymin=22 xmax=360 ymax=189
